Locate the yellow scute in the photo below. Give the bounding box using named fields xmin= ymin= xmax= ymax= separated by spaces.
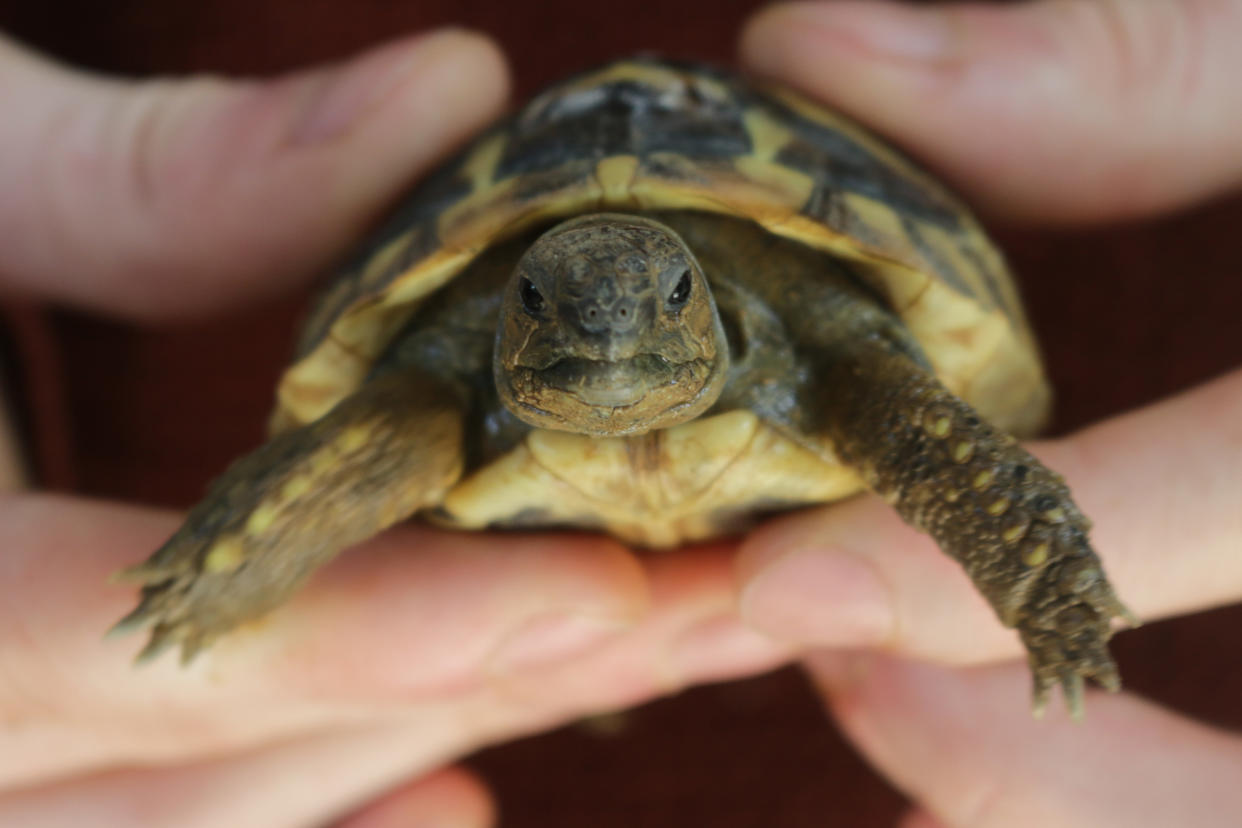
xmin=435 ymin=412 xmax=864 ymax=548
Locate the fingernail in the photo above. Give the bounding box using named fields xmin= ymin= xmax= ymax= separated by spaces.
xmin=785 ymin=1 xmax=959 ymax=62
xmin=488 ymin=611 xmax=629 ymax=674
xmin=740 ymin=546 xmax=894 ymax=646
xmin=290 ymin=33 xmax=438 ymax=144
xmin=669 ymin=614 xmax=791 ymax=683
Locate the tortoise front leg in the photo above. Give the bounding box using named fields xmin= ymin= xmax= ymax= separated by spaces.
xmin=112 ymin=369 xmax=465 ymax=663
xmin=808 ymin=338 xmax=1135 ymax=717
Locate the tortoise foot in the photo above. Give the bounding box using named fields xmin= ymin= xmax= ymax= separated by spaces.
xmin=905 ymin=396 xmax=1139 ymax=718
xmin=824 ymin=347 xmax=1137 ymax=716
xmin=109 ymin=370 xmax=465 ymax=664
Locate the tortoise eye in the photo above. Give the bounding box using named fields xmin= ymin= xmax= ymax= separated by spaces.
xmin=520 ymin=278 xmax=545 ymax=315
xmin=667 ymin=270 xmax=692 ymax=307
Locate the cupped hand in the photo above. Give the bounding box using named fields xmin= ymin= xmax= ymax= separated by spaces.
xmin=2 ymin=498 xmax=783 ymax=826
xmin=0 ymin=34 xmax=789 ymax=827
xmin=740 ymin=1 xmax=1242 ymax=825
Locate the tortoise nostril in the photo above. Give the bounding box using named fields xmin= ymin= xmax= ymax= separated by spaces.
xmin=619 ymin=307 xmax=628 ymax=317
xmin=588 ymin=308 xmax=597 ymax=318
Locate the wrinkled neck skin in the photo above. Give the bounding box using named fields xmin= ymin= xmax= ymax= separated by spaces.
xmin=494 ymin=213 xmax=730 ymax=436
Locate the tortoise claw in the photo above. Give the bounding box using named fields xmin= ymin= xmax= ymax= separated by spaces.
xmin=1112 ymin=599 xmax=1142 ymax=630
xmin=113 ymin=586 xmax=219 ymax=666
xmin=1020 ymin=590 xmax=1127 ymax=719
xmin=1061 ymin=673 xmax=1086 ymax=722
xmin=134 ymin=628 xmax=178 ymax=665
xmin=1030 ymin=681 xmax=1051 ymax=721
xmin=1030 ymin=665 xmax=1111 ymax=721
xmin=1093 ymin=657 xmax=1122 ymax=694
xmin=109 ymin=561 xmax=172 ymax=585
xmin=105 ymin=604 xmax=154 ymax=639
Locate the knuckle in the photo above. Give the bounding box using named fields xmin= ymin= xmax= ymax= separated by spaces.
xmin=112 ymin=76 xmax=232 ymax=227
xmin=1049 ymin=0 xmax=1214 ymax=101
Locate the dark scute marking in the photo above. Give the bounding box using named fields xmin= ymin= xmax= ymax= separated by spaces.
xmin=782 ymin=139 xmax=960 ymax=232
xmin=384 ymin=224 xmax=442 ymax=287
xmin=639 ymin=153 xmax=735 ymax=187
xmin=297 ymin=142 xmax=483 ymax=355
xmin=960 ymin=243 xmax=1016 ymax=319
xmin=899 ymin=216 xmax=976 ymax=299
xmin=747 ymin=86 xmax=961 ymax=231
xmin=500 ymin=86 xmax=633 ymax=174
xmin=802 ymin=185 xmax=886 ymax=250
xmin=643 ymin=117 xmax=751 ymax=159
xmin=296 ymin=278 xmax=361 ymax=356
xmin=338 ymin=147 xmax=477 ymax=276
xmin=498 ymin=79 xmax=752 ymax=179
xmin=506 ymin=161 xmax=596 ymax=205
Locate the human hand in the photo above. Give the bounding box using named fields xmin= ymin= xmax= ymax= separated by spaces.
xmin=0 ymin=34 xmax=789 ymax=827
xmin=738 ymin=1 xmax=1242 ymax=825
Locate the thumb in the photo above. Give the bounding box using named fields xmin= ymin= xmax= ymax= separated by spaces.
xmin=807 ymin=653 xmax=1242 ymax=828
xmin=0 ymin=30 xmax=508 ymax=318
xmin=741 ymin=0 xmax=1242 ymax=222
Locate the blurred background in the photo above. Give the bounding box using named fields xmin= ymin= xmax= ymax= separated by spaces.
xmin=1 ymin=1 xmax=1240 ymax=825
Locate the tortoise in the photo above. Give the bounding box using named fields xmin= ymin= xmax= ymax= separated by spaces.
xmin=113 ymin=56 xmax=1134 ymax=715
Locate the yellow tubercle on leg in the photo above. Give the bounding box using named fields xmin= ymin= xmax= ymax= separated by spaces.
xmin=1002 ymin=523 xmax=1027 ymax=543
xmin=338 ymin=424 xmax=372 ymax=453
xmin=281 ymin=475 xmax=313 ymax=501
xmin=1022 ymin=542 xmax=1050 ymax=568
xmin=246 ymin=504 xmax=279 ymax=535
xmin=203 ymin=538 xmax=247 ymax=574
xmin=310 ymin=451 xmax=337 ymax=475
xmin=951 ymin=440 xmax=974 ymax=462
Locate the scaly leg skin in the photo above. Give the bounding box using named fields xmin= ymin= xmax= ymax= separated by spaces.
xmin=111 ymin=370 xmax=464 ymax=664
xmin=818 ymin=341 xmax=1137 ymax=719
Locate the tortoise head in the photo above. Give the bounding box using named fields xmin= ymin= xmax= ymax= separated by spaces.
xmin=494 ymin=213 xmax=729 ymax=436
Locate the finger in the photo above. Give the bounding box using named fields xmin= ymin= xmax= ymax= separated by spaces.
xmin=807 ymin=653 xmax=1242 ymax=828
xmin=0 ymin=494 xmax=645 ymax=785
xmin=445 ymin=545 xmax=793 ymax=747
xmin=335 ymin=767 xmax=494 ymax=828
xmin=0 ymin=30 xmax=508 ymax=317
xmin=740 ymin=0 xmax=1242 ymax=222
xmin=0 ymin=718 xmax=488 ymax=828
xmin=737 ymin=368 xmax=1242 ymax=664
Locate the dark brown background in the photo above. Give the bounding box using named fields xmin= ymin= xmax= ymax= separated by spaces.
xmin=2 ymin=1 xmax=1240 ymax=825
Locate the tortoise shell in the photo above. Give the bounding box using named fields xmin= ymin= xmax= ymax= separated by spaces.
xmin=274 ymin=56 xmax=1048 ymax=450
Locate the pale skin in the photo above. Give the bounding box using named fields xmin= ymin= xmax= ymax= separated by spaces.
xmin=3 ymin=2 xmax=1242 ymax=826
xmin=739 ymin=1 xmax=1242 ymax=826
